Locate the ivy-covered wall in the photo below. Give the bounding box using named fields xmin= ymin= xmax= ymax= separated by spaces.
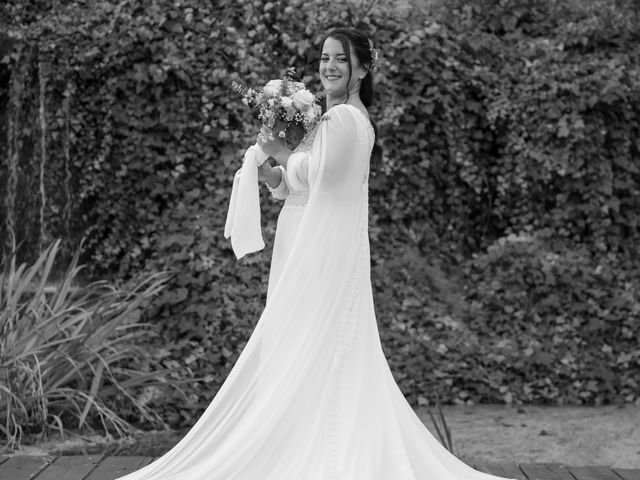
xmin=1 ymin=0 xmax=639 ymax=427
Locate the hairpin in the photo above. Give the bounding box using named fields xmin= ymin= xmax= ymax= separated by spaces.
xmin=369 ymin=47 xmax=381 ymax=73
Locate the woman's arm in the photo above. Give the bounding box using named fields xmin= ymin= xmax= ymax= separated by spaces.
xmin=257 ymin=127 xmax=308 ymax=192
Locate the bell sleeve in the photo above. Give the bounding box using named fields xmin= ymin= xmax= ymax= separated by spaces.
xmin=224 ymin=143 xmax=269 ymax=259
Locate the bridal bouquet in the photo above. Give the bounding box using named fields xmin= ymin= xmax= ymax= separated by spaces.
xmin=232 ymin=68 xmax=322 ymax=150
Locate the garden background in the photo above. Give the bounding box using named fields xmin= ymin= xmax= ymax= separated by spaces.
xmin=1 ymin=0 xmax=639 ymax=447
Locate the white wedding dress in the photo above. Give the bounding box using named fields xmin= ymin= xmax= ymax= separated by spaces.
xmin=117 ymin=104 xmax=515 ymax=480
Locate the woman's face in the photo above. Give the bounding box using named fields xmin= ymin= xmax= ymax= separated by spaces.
xmin=319 ymin=37 xmax=366 ymax=100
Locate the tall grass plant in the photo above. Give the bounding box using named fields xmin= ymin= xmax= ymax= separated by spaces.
xmin=0 ymin=240 xmax=176 ymax=450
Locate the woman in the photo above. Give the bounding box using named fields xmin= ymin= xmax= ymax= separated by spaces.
xmin=257 ymin=28 xmax=380 ymax=306
xmin=118 ymin=28 xmax=515 ymax=480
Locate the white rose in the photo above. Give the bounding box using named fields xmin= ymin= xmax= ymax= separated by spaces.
xmin=305 ymin=105 xmax=320 ymax=122
xmin=292 ymin=90 xmax=315 ymax=110
xmin=281 ymin=96 xmax=293 ymax=108
xmin=263 ymin=79 xmax=283 ymax=96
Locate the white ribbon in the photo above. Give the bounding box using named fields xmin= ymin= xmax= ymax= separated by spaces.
xmin=224 ymin=143 xmax=269 ymax=259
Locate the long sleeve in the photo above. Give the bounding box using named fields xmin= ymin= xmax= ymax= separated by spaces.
xmin=224 ymin=143 xmax=269 ymax=259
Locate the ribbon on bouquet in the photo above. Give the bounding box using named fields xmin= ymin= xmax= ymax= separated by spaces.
xmin=224 ymin=143 xmax=269 ymax=259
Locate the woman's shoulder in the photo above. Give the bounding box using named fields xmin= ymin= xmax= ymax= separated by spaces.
xmin=325 ymin=104 xmax=371 ymax=130
xmin=328 ymin=103 xmax=369 ymax=119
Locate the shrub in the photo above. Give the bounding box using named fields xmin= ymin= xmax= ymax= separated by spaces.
xmin=461 ymin=232 xmax=640 ymax=405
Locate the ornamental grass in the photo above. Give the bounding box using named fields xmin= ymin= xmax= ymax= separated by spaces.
xmin=0 ymin=239 xmax=177 ymax=450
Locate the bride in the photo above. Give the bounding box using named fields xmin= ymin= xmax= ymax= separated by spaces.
xmin=118 ymin=28 xmax=515 ymax=480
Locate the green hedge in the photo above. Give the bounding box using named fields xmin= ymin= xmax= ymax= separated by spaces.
xmin=1 ymin=0 xmax=639 ymax=428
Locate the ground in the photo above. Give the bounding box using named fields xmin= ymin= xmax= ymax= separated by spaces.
xmin=422 ymin=404 xmax=640 ymax=468
xmin=11 ymin=405 xmax=640 ymax=468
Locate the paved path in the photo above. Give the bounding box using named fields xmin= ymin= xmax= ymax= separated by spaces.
xmin=1 ymin=455 xmax=639 ymax=480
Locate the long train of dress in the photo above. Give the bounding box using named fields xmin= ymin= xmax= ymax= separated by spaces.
xmin=117 ymin=104 xmax=516 ymax=480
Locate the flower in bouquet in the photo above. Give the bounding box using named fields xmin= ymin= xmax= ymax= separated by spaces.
xmin=232 ymin=68 xmax=322 ymax=149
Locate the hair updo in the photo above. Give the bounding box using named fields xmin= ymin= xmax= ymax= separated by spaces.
xmin=321 ymin=28 xmax=383 ymax=165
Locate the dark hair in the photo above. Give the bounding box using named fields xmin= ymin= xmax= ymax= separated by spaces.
xmin=322 ymin=28 xmax=383 ymax=166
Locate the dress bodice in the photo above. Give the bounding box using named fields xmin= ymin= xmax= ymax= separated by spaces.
xmin=282 ymin=123 xmax=321 ymax=209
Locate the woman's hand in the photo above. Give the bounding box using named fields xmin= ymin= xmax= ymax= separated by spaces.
xmin=258 ymin=160 xmax=282 ymax=188
xmin=257 ymin=126 xmax=292 ymax=168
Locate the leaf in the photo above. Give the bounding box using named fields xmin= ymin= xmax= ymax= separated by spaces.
xmin=557 ymin=116 xmax=570 ymax=138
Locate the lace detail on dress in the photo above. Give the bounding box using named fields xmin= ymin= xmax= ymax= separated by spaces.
xmin=341 ymin=105 xmax=375 ymax=185
xmin=326 ymin=195 xmax=368 ymax=480
xmin=283 ymin=191 xmax=308 ymax=209
xmin=325 ymin=109 xmax=374 ymax=477
xmin=295 ymin=122 xmax=320 ymax=154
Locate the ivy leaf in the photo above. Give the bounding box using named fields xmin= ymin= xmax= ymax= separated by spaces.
xmin=557 ymin=116 xmax=570 ymax=138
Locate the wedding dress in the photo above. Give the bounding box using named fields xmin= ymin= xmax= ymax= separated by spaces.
xmin=117 ymin=104 xmax=515 ymax=480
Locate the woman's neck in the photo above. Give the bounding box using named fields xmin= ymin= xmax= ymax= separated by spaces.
xmin=325 ymin=92 xmax=366 ymax=112
xmin=325 ymin=92 xmax=347 ymax=110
